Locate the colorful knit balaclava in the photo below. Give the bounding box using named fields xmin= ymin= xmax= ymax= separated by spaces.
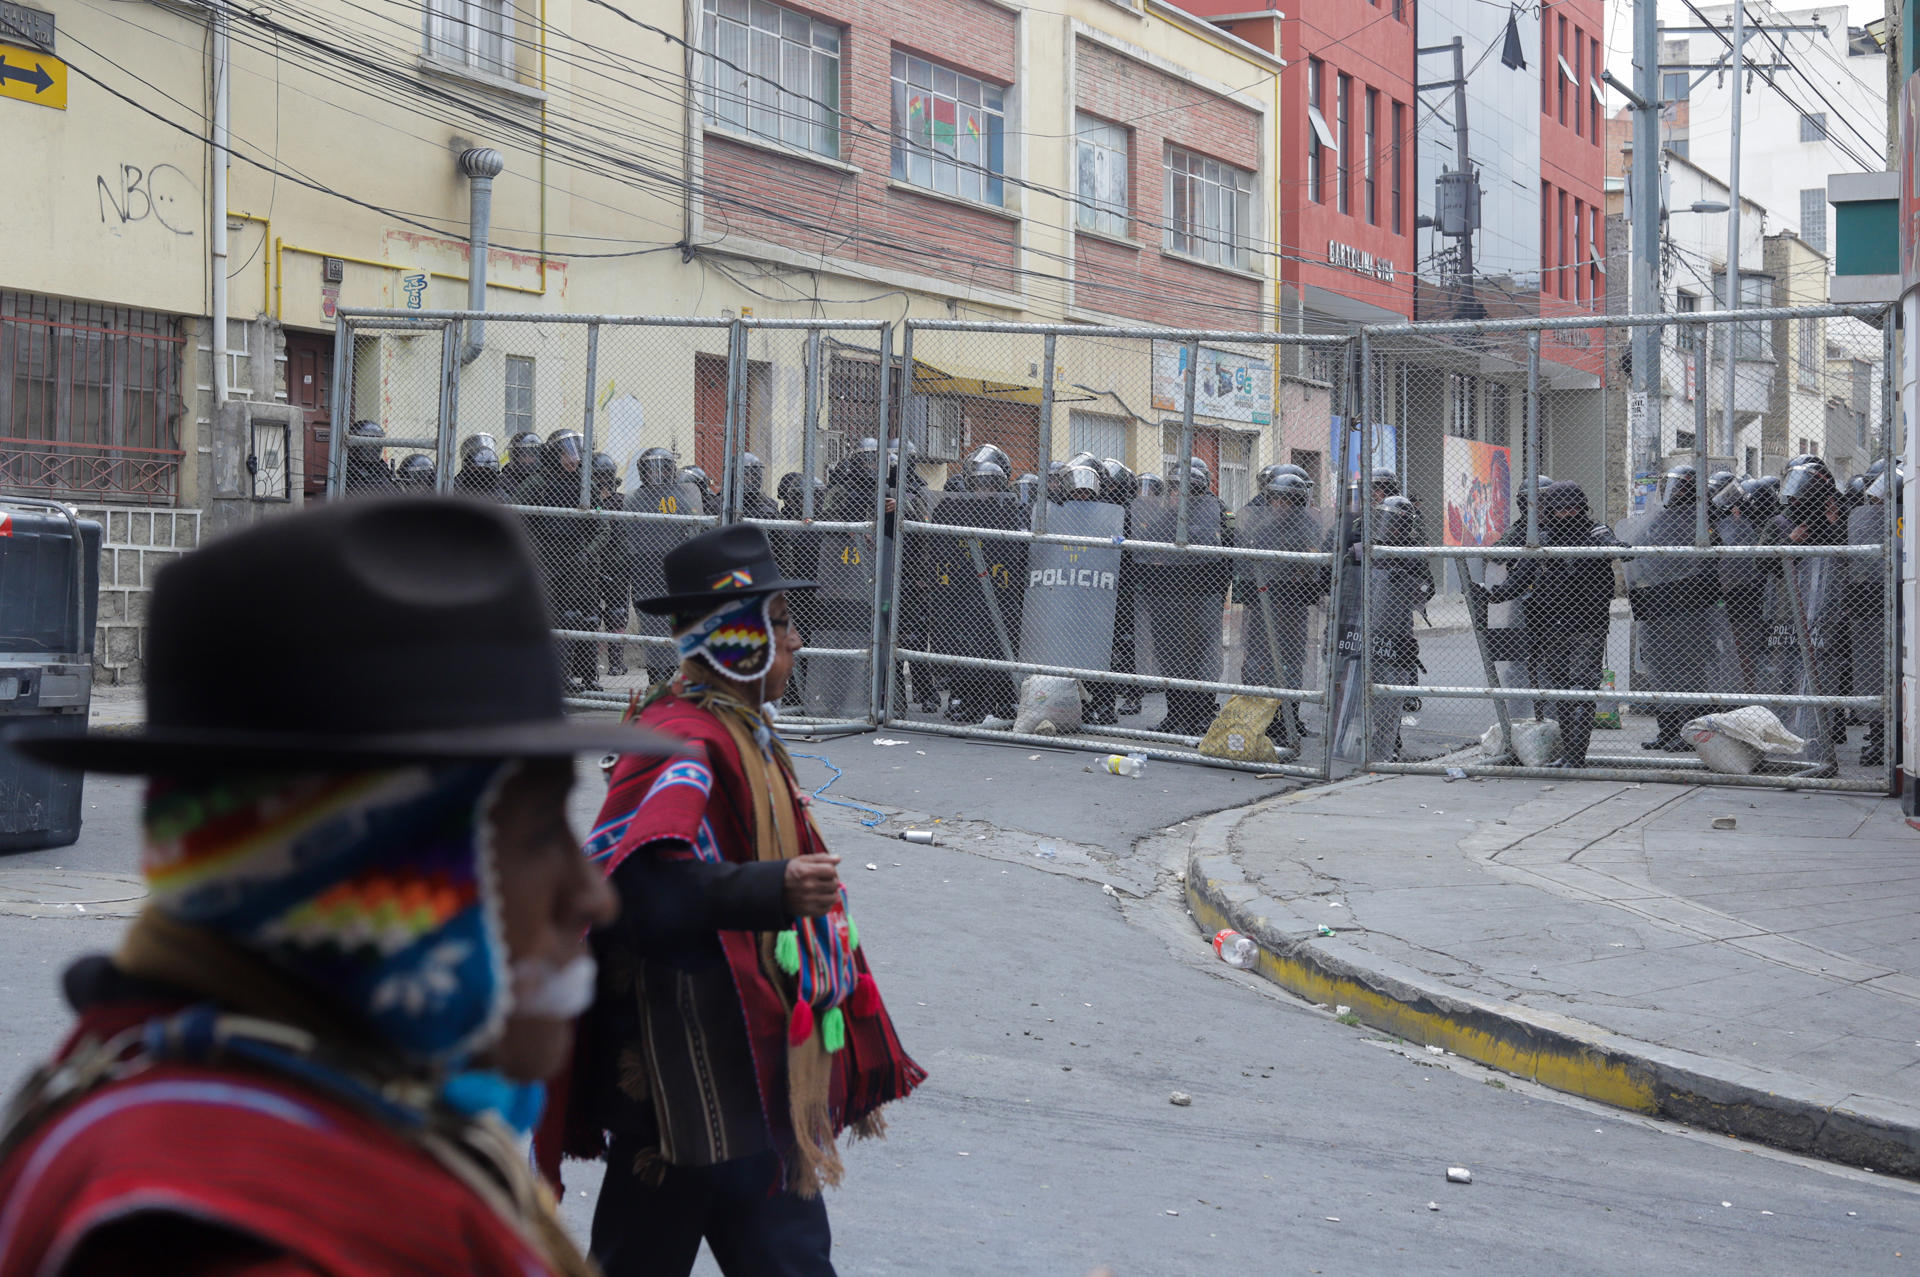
xmin=675 ymin=592 xmax=775 ymax=683
xmin=139 ymin=763 xmax=516 ymax=1066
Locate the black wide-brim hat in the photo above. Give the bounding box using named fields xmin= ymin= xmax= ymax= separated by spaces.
xmin=635 ymin=523 xmax=814 ymax=616
xmin=7 ymin=497 xmax=680 ymax=774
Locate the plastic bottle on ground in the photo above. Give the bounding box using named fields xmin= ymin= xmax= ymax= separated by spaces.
xmin=1212 ymin=929 xmax=1258 ymax=968
xmin=1103 ymin=752 xmax=1147 ymax=778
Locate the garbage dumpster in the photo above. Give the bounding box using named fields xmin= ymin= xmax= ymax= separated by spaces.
xmin=0 ymin=498 xmax=102 ymax=852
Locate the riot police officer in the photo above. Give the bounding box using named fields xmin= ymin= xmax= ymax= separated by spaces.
xmin=501 ymin=431 xmax=541 ymax=495
xmin=1472 ymin=482 xmax=1619 ymax=767
xmin=1761 ymin=459 xmax=1850 ymax=761
xmin=1135 ymin=456 xmax=1229 ymax=736
xmin=453 ymin=435 xmax=504 ymax=500
xmin=679 ymin=465 xmax=720 ymax=517
xmin=735 ymin=451 xmax=781 ymax=521
xmin=1237 ymin=470 xmax=1326 ymax=743
xmin=520 ymin=430 xmax=597 ymax=691
xmin=342 ymin=420 xmax=400 ymax=498
xmin=624 ymin=447 xmax=702 ymax=689
xmin=1626 ymin=464 xmax=1723 ymax=751
xmin=586 ymin=451 xmax=631 ymax=678
xmin=1712 ymin=474 xmax=1769 ymax=689
xmin=1087 ymin=458 xmax=1140 ymax=724
xmin=922 ymin=455 xmax=1027 ymax=723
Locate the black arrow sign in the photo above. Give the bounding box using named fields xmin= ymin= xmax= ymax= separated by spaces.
xmin=0 ymin=54 xmax=53 ymax=94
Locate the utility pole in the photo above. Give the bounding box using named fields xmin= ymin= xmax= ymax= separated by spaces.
xmin=1418 ymin=37 xmax=1482 ymax=320
xmin=1629 ymin=0 xmax=1661 ymax=509
xmin=1722 ymin=0 xmax=1745 ymax=460
xmin=1449 ymin=37 xmax=1473 ymax=290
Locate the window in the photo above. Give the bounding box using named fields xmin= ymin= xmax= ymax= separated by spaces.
xmin=1676 ymin=429 xmax=1696 ymax=451
xmin=426 ymin=0 xmax=513 ymax=77
xmin=704 ymin=0 xmax=841 ymax=157
xmin=1448 ymin=372 xmax=1478 ymax=439
xmin=1218 ymin=432 xmax=1253 ymax=510
xmin=891 ymin=51 xmax=1006 ymax=206
xmin=1391 ymin=100 xmax=1404 ymax=234
xmin=1670 ymin=138 xmax=1689 ymax=160
xmin=1661 ymin=70 xmax=1690 ymax=103
xmin=1069 ymin=410 xmax=1128 ymax=461
xmin=1800 ymin=112 xmax=1827 ymax=142
xmin=1307 ymin=60 xmax=1333 ymax=206
xmin=1075 ymin=114 xmax=1129 ymax=237
xmin=1486 ymin=381 xmax=1510 ymax=447
xmin=1364 ymin=88 xmax=1379 ymax=225
xmin=1165 ymin=147 xmax=1255 ymax=271
xmin=1336 ymin=74 xmax=1352 ymax=215
xmin=1540 ymin=180 xmax=1553 ymax=295
xmin=1715 ymin=271 xmax=1773 ymax=360
xmin=1574 ymin=28 xmax=1585 ymax=137
xmin=1590 ymin=213 xmax=1603 ymax=295
xmin=1674 ymin=290 xmax=1699 ymax=353
xmin=1590 ymin=37 xmax=1602 ymax=140
xmin=1744 ymin=446 xmax=1759 ymax=474
xmin=1800 ymin=186 xmax=1827 ymax=252
xmin=1558 ymin=188 xmax=1569 ymax=298
xmin=1557 ymin=16 xmax=1570 ymax=125
xmin=1573 ymin=202 xmax=1585 ymax=300
xmin=505 ymin=356 xmax=534 ymax=437
xmin=1798 ymin=318 xmax=1820 ymax=387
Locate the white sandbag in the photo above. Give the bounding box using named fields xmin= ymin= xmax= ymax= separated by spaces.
xmin=1480 ymin=717 xmax=1563 ymax=767
xmin=1683 ymin=706 xmax=1806 ymax=774
xmin=1012 ymin=675 xmax=1083 ymax=737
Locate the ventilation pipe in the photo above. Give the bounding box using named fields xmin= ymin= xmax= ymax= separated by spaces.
xmin=459 ymin=148 xmax=505 ymax=365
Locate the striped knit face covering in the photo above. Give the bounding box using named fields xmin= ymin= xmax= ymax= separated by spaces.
xmin=675 ymin=592 xmax=775 ymax=683
xmin=138 ymin=763 xmax=517 ymax=1067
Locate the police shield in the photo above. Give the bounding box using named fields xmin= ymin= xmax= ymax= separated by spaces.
xmin=1234 ymin=500 xmax=1325 ymax=697
xmin=1130 ymin=489 xmax=1228 ymax=688
xmin=1760 ymin=553 xmax=1845 ymax=766
xmin=805 ymin=525 xmax=879 ymax=718
xmin=1329 ymin=560 xmax=1417 ymax=765
xmin=1019 ymin=501 xmax=1124 ymax=672
xmin=621 ymin=480 xmax=705 ymax=677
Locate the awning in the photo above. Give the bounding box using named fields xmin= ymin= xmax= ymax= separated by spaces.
xmin=1558 ymin=54 xmax=1578 ymax=86
xmin=910 ymin=358 xmax=1094 ymax=405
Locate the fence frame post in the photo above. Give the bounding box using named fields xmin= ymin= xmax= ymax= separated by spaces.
xmin=325 ymin=316 xmax=351 ymax=499
xmin=1034 ymin=332 xmax=1057 ymax=538
xmin=1175 ymin=338 xmax=1199 ymax=546
xmin=436 ymin=321 xmax=459 ymax=495
xmin=803 ymin=327 xmax=822 ymax=520
xmin=579 ymin=321 xmax=600 ymax=511
xmin=1357 ymin=332 xmax=1376 ymax=769
xmin=1882 ymin=307 xmax=1899 ymax=796
xmin=873 ymin=322 xmax=898 ymax=726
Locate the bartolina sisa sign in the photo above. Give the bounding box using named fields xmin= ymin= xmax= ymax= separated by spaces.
xmin=1327 ymin=239 xmax=1395 ymax=282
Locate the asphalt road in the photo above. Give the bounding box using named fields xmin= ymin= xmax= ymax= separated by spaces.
xmin=0 ymin=754 xmax=1913 ymax=1275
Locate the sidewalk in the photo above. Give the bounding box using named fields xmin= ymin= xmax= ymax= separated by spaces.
xmin=1186 ymin=770 xmax=1920 ymax=1177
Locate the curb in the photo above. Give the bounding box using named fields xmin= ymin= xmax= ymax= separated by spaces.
xmin=1184 ymin=802 xmax=1920 ymax=1179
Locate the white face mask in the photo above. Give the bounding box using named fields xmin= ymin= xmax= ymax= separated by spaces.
xmin=508 ymin=953 xmax=597 ymax=1019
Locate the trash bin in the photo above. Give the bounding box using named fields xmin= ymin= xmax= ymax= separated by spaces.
xmin=0 ymin=498 xmax=101 ymax=852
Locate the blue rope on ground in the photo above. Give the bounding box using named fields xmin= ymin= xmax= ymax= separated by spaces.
xmin=789 ymin=752 xmax=889 ymax=827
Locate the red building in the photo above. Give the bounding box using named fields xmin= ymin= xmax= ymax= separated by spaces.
xmin=1538 ymin=0 xmax=1608 ymax=383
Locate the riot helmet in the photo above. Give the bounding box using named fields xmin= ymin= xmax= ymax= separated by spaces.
xmin=1662 ymin=464 xmax=1697 ymax=508
xmin=1257 ymin=463 xmax=1283 ymax=488
xmin=777 ymin=472 xmax=802 ymax=505
xmin=1136 ymin=472 xmax=1167 ymax=499
xmin=543 ymin=429 xmax=584 ymax=472
xmin=591 ymin=451 xmax=619 ymax=483
xmin=1098 ymin=457 xmax=1135 ymax=504
xmin=1712 ymin=473 xmax=1748 ymax=513
xmin=968 ymin=443 xmax=1012 ymax=476
xmin=1741 ymin=475 xmax=1782 ymax=524
xmin=1378 ymin=494 xmax=1421 ymax=544
xmin=1370 ymin=467 xmax=1401 ymax=499
xmin=462 ymin=446 xmax=501 ymax=474
xmin=459 ymin=433 xmax=499 ymax=468
xmin=633 ymin=446 xmax=678 ymax=487
xmin=1514 ymin=475 xmax=1552 ymax=509
xmin=679 ymin=465 xmax=713 ymax=494
xmin=1014 ymin=472 xmax=1041 ymax=506
xmin=1063 ymin=464 xmax=1102 ymax=500
xmin=1064 ymin=451 xmax=1100 ymax=472
xmin=1785 ymin=453 xmax=1828 ymax=477
xmin=739 ymin=451 xmax=765 ymax=495
xmin=1708 ymin=469 xmax=1737 ymax=499
xmin=348 ymin=419 xmax=384 ymax=441
xmin=1867 ymin=465 xmax=1903 ymax=503
xmin=1266 ymin=472 xmax=1313 ymax=505
xmin=1781 ymin=460 xmax=1837 ymax=517
xmin=1180 ymin=456 xmax=1212 ymax=494
xmin=345 ymin=421 xmax=387 ymax=476
xmin=507 ymin=432 xmax=541 ymax=467
xmin=396 ymin=453 xmax=437 ymax=489
xmin=966 ymin=458 xmax=1009 ymax=491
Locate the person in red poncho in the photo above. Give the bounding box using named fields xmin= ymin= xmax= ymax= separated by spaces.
xmin=540 ymin=523 xmax=924 ymax=1277
xmin=0 ymin=497 xmax=684 ymax=1277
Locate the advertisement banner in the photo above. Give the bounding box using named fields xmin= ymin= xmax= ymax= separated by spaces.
xmin=1328 ymin=416 xmax=1398 ymax=481
xmin=1151 ymin=341 xmax=1273 ymax=425
xmin=1441 ymin=435 xmax=1512 ymax=547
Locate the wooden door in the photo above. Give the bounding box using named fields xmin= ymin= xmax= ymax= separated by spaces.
xmin=286 ymin=333 xmax=333 ymax=500
xmin=694 ymin=352 xmax=728 ymax=478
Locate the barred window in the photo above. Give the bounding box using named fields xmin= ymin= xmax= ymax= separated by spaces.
xmin=704 ymin=0 xmax=841 ymax=158
xmin=0 ymin=291 xmax=183 ymax=505
xmin=505 ymin=355 xmax=535 ymax=437
xmin=1074 ymin=115 xmax=1129 ymax=237
xmin=1799 ymin=187 xmax=1827 ymax=252
xmin=1799 ymin=112 xmax=1827 ymax=142
xmin=1164 ymin=146 xmax=1255 ymax=272
xmin=426 ymin=0 xmax=513 ymax=77
xmin=891 ymin=52 xmax=1006 ymax=206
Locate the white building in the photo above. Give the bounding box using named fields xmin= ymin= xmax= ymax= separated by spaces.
xmin=1665 ymin=2 xmax=1887 ymax=257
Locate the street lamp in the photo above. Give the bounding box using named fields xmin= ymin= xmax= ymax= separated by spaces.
xmin=1687 ymin=200 xmax=1730 ymax=214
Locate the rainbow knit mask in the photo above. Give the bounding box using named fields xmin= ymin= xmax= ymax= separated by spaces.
xmin=676 ymin=592 xmax=775 ymax=683
xmin=139 ymin=763 xmax=516 ymax=1067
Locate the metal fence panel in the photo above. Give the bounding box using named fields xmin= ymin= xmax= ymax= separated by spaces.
xmin=324 ymin=306 xmax=1898 ymax=793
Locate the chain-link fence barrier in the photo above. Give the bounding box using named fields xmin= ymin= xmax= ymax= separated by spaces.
xmin=1351 ymin=306 xmax=1895 ymax=793
xmin=328 ymin=313 xmax=892 ymax=730
xmin=328 ymin=304 xmax=1898 ymax=793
